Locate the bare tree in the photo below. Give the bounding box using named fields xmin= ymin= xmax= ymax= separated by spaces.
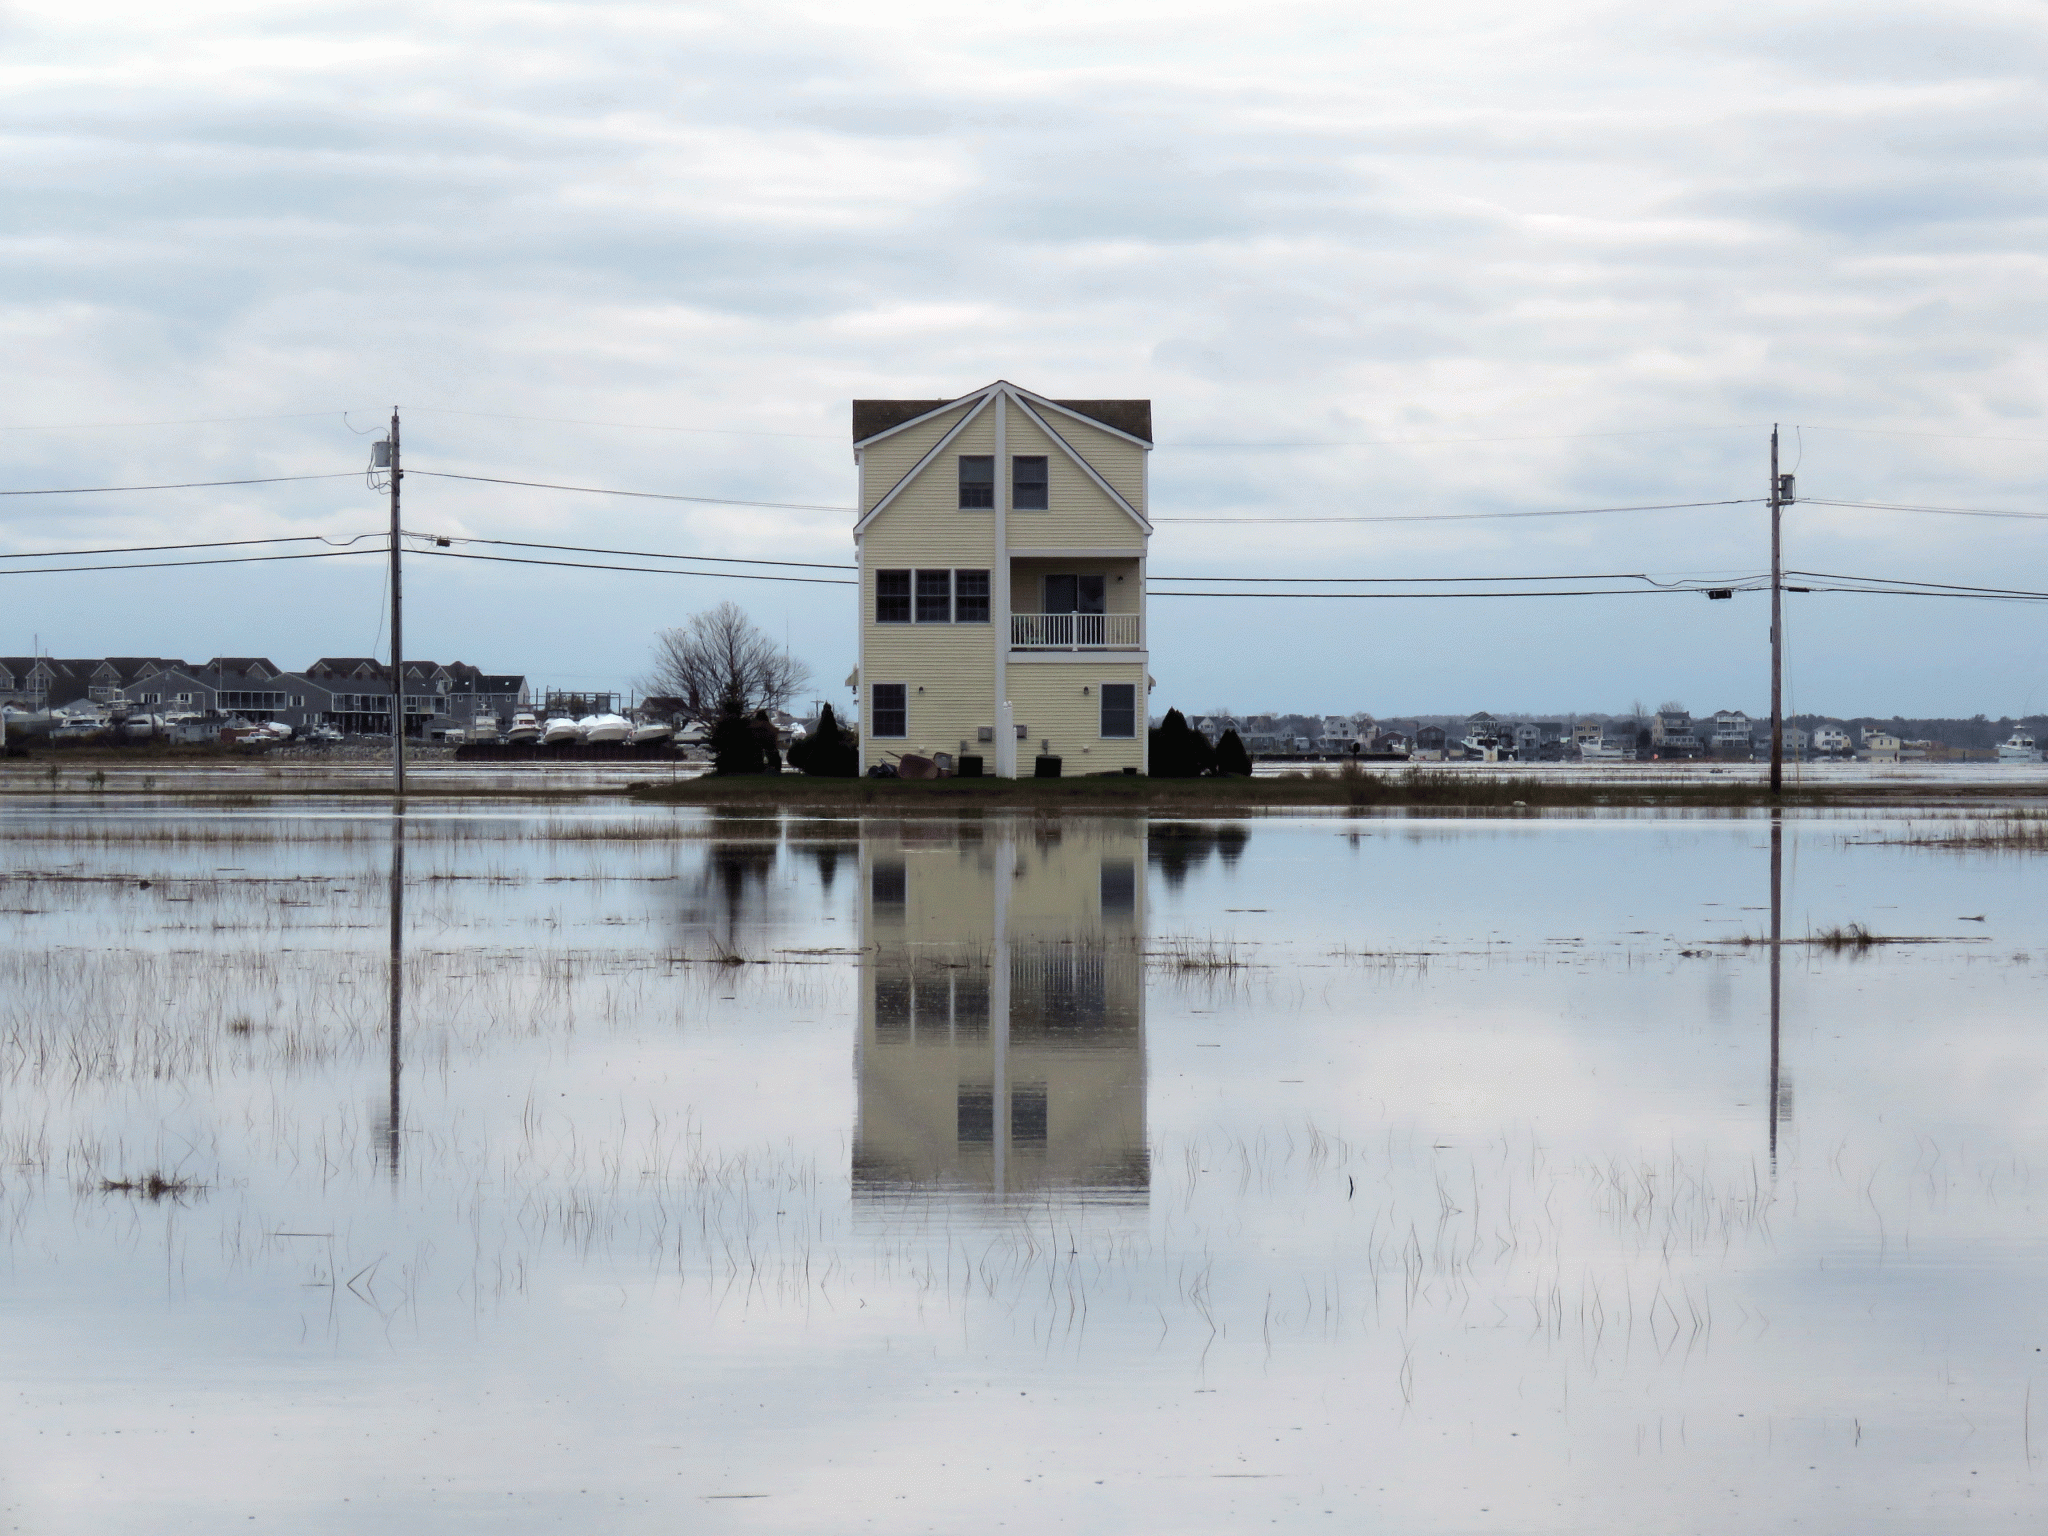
xmin=639 ymin=602 xmax=812 ymax=723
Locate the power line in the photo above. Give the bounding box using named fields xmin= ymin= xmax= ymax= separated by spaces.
xmin=0 ymin=533 xmax=380 ymax=560
xmin=1153 ymin=499 xmax=1763 ymax=524
xmin=1146 ymin=587 xmax=1758 ymax=599
xmin=1161 ymin=425 xmax=1761 ymax=450
xmin=403 ymin=407 xmax=839 ymax=441
xmin=1788 ymin=569 xmax=2048 ymax=599
xmin=0 ymin=411 xmax=356 ymax=434
xmin=409 ymin=547 xmax=855 ymax=586
xmin=1800 ymin=497 xmax=2048 ymax=522
xmin=410 ymin=469 xmax=854 ymax=513
xmin=0 ymin=472 xmax=362 ymax=496
xmin=0 ymin=549 xmax=381 ymax=576
xmin=1150 ymin=571 xmax=1765 ymax=586
xmin=430 ymin=534 xmax=854 ymax=571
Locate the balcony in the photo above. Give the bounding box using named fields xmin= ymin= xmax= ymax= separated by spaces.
xmin=1010 ymin=613 xmax=1143 ymax=650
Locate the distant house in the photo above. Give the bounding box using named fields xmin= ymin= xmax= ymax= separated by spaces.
xmin=1709 ymin=710 xmax=1754 ymax=753
xmin=1651 ymin=709 xmax=1700 ymax=756
xmin=1811 ymin=724 xmax=1851 ymax=755
xmin=1859 ymin=732 xmax=1902 ymax=762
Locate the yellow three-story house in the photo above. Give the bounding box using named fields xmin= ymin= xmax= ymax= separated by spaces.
xmin=851 ymin=381 xmax=1151 ymax=776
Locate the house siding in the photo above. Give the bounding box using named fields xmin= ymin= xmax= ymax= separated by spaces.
xmin=859 ymin=405 xmax=977 ymax=516
xmin=1003 ymin=408 xmax=1144 ymax=549
xmin=1008 ymin=661 xmax=1147 ymax=774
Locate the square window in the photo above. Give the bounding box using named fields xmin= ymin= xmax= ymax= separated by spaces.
xmin=1100 ymin=683 xmax=1136 ymax=738
xmin=875 ymin=569 xmax=911 ymax=623
xmin=1012 ymin=456 xmax=1049 ymax=510
xmin=916 ymin=569 xmax=952 ymax=623
xmin=871 ymin=682 xmax=907 ymax=737
xmin=958 ymin=455 xmax=994 ymax=509
xmin=953 ymin=569 xmax=990 ymax=623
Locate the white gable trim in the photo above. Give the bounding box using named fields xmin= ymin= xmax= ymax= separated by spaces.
xmin=852 ymin=394 xmax=993 ymax=537
xmin=1009 ymin=394 xmax=1152 ymax=535
xmin=1007 ymin=385 xmax=1153 ymax=450
xmin=852 ymin=384 xmax=1001 ymax=450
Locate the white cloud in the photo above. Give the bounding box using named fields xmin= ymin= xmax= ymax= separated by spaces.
xmin=2 ymin=0 xmax=2046 ymax=713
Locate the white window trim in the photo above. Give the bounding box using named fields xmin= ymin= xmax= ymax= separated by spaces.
xmin=869 ymin=681 xmax=910 ymax=739
xmin=1098 ymin=680 xmax=1139 ymax=739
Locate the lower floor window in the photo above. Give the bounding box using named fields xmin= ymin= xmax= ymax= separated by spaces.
xmin=871 ymin=682 xmax=907 ymax=737
xmin=1100 ymin=682 xmax=1136 ymax=737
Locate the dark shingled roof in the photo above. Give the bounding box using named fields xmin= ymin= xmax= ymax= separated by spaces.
xmin=853 ymin=393 xmax=1152 ymax=445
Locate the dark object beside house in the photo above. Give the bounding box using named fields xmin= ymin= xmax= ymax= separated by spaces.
xmin=787 ymin=703 xmax=859 ymax=777
xmin=957 ymin=755 xmax=984 ymax=777
xmin=1147 ymin=709 xmax=1217 ymax=778
xmin=1034 ymin=755 xmax=1062 ymax=778
xmin=1212 ymin=729 xmax=1254 ymax=777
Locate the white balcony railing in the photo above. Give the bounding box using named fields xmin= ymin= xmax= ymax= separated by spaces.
xmin=1010 ymin=613 xmax=1143 ymax=649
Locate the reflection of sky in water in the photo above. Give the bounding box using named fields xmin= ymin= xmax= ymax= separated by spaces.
xmin=0 ymin=801 xmax=2043 ymax=1532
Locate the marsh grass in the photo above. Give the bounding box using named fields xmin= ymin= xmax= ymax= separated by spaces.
xmin=97 ymin=1171 xmax=203 ymax=1200
xmin=1860 ymin=810 xmax=2048 ymax=852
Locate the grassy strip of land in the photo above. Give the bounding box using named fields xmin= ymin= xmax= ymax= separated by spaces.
xmin=627 ymin=768 xmax=1951 ymax=812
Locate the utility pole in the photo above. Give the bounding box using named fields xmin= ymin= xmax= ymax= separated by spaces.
xmin=385 ymin=409 xmax=405 ymax=802
xmin=1769 ymin=424 xmax=1784 ymax=796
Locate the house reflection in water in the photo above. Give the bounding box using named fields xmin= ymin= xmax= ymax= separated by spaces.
xmin=854 ymin=819 xmax=1148 ymax=1205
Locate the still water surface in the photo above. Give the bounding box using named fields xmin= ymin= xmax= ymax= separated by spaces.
xmin=1 ymin=802 xmax=2043 ymax=1531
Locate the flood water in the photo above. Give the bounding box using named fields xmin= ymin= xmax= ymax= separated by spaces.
xmin=1 ymin=801 xmax=2043 ymax=1532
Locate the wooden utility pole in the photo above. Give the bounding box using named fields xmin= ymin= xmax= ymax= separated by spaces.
xmin=1769 ymin=424 xmax=1783 ymax=796
xmin=387 ymin=409 xmax=405 ymax=802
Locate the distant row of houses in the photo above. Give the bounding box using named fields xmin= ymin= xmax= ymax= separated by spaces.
xmin=1183 ymin=708 xmax=1936 ymax=762
xmin=0 ymin=656 xmax=529 ymax=739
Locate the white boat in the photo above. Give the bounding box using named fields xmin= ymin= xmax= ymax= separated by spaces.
xmin=579 ymin=713 xmax=631 ymax=744
xmin=121 ymin=713 xmax=165 ymax=737
xmin=541 ymin=716 xmax=583 ymax=746
xmin=471 ymin=711 xmax=500 ymax=741
xmin=1578 ymin=741 xmax=1630 ymax=762
xmin=1997 ymin=732 xmax=2042 ymax=764
xmin=505 ymin=711 xmax=541 ymax=745
xmin=629 ymin=721 xmax=675 ymax=746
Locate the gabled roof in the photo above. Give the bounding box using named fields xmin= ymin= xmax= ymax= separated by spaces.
xmin=852 ymin=381 xmax=1152 ymax=539
xmin=307 ymin=656 xmax=386 ymax=679
xmin=852 ymin=381 xmax=1152 ymax=448
xmin=207 ymin=657 xmax=277 ymax=678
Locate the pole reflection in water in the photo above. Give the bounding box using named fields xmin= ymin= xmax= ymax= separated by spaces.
xmin=383 ymin=808 xmax=404 ymax=1181
xmin=854 ymin=819 xmax=1148 ymax=1206
xmin=1768 ymin=810 xmax=1788 ymax=1170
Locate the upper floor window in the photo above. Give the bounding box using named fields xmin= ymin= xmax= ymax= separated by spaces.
xmin=916 ymin=569 xmax=953 ymax=623
xmin=958 ymin=455 xmax=994 ymax=509
xmin=1012 ymin=455 xmax=1049 ymax=511
xmin=876 ymin=569 xmax=911 ymax=623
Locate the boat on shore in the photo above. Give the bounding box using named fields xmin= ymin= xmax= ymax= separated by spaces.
xmin=629 ymin=721 xmax=675 ymax=746
xmin=471 ymin=711 xmax=500 ymax=742
xmin=1998 ymin=732 xmax=2042 ymax=763
xmin=505 ymin=711 xmax=541 ymax=744
xmin=579 ymin=713 xmax=632 ymax=744
xmin=541 ymin=716 xmax=583 ymax=746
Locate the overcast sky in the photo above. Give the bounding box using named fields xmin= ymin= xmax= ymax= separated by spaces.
xmin=4 ymin=0 xmax=2047 ymax=719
